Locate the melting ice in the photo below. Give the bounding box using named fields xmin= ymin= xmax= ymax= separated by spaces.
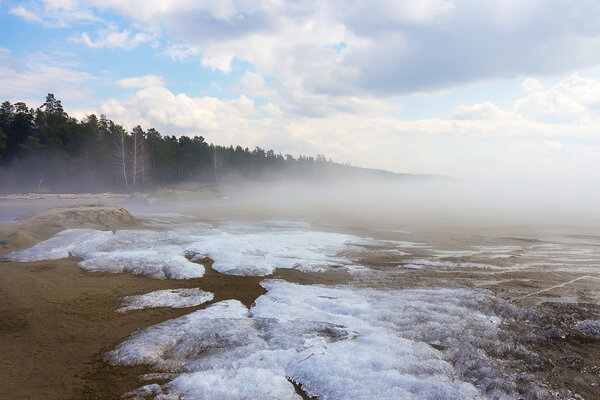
xmin=108 ymin=280 xmax=538 ymax=400
xmin=117 ymin=288 xmax=214 ymax=312
xmin=5 ymin=222 xmax=366 ymax=278
xmin=574 ymin=319 xmax=600 ymax=338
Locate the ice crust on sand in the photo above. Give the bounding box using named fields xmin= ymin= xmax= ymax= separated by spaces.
xmin=117 ymin=288 xmax=214 ymax=312
xmin=5 ymin=228 xmax=207 ymax=279
xmin=186 ymin=230 xmax=358 ymax=276
xmin=431 ymin=245 xmax=521 ymax=259
xmin=108 ymin=281 xmax=533 ymax=400
xmin=574 ymin=319 xmax=600 ymax=337
xmin=5 ymin=221 xmax=365 ymax=278
xmin=401 ymin=258 xmax=500 ymax=270
xmin=4 ymin=229 xmax=113 ymax=261
xmin=184 ymin=220 xmax=362 ymax=275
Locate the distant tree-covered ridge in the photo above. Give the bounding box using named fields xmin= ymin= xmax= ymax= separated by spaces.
xmin=0 ymin=94 xmax=421 ymax=192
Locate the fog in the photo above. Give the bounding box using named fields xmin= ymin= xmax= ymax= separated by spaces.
xmin=212 ymin=177 xmax=600 ymax=233
xmin=3 ymin=172 xmax=599 ymax=238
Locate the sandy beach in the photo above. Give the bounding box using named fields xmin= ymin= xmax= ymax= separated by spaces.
xmin=0 ymin=205 xmax=268 ymax=399
xmin=0 ymin=201 xmax=599 ymax=399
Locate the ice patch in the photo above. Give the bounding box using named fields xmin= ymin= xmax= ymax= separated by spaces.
xmin=117 ymin=288 xmax=214 ymax=312
xmin=167 ymin=368 xmax=300 ymax=400
xmin=574 ymin=319 xmax=600 ymax=337
xmin=123 ymin=384 xmax=164 ymax=399
xmin=6 ymin=221 xmax=367 ymax=278
xmin=431 ymin=245 xmax=522 ymax=259
xmin=108 ymin=281 xmax=535 ymax=400
xmin=5 ymin=229 xmax=113 ymax=262
xmin=186 ymin=230 xmax=359 ymax=276
xmin=253 ymin=220 xmax=312 ymax=230
xmin=400 ymin=263 xmax=424 ymax=269
xmin=5 ymin=228 xmax=207 ymax=279
xmin=392 ymin=240 xmax=431 ymax=248
xmin=401 ymin=258 xmax=500 ymax=270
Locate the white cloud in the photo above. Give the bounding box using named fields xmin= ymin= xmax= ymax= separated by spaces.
xmin=0 ymin=50 xmax=94 ymax=102
xmin=41 ymin=0 xmax=80 ymax=9
xmin=452 ymin=102 xmax=510 ymax=121
xmin=201 ymin=54 xmax=234 ymax=73
xmin=10 ymin=6 xmax=43 ymax=22
xmin=515 ymin=74 xmax=600 ymax=123
xmin=76 ymin=0 xmax=600 ymax=99
xmin=544 ymin=140 xmax=563 ymax=149
xmin=117 ymin=74 xmax=166 ymax=88
xmin=79 ymin=25 xmax=154 ymax=49
xmin=15 ymin=1 xmax=600 ymax=108
xmin=12 ymin=1 xmax=600 ymax=98
xmin=164 ymin=44 xmax=200 ymax=60
xmin=239 ymin=71 xmax=267 ymax=94
xmin=98 ymin=87 xmax=259 ymax=137
xmin=86 ymin=0 xmax=241 ymax=22
xmin=261 ymin=102 xmax=282 ymax=117
xmin=521 ymin=78 xmax=545 ymax=93
xmin=9 ymin=0 xmax=96 ymax=26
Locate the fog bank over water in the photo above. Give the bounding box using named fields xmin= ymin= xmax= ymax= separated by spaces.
xmin=215 ymin=177 xmax=600 ymax=232
xmin=2 ymin=175 xmax=598 ymax=234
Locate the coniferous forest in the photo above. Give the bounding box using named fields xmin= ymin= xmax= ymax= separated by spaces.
xmin=0 ymin=94 xmax=403 ymax=192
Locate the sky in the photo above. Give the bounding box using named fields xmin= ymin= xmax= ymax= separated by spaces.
xmin=1 ymin=0 xmax=600 ymax=182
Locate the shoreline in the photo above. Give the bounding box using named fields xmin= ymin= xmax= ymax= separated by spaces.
xmin=1 ymin=203 xmax=599 ymax=399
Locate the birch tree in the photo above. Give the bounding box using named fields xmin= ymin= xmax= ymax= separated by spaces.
xmin=131 ymin=125 xmax=145 ymax=188
xmin=110 ymin=122 xmax=129 ymax=188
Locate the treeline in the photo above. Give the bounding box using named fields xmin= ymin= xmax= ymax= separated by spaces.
xmin=0 ymin=94 xmax=373 ymax=192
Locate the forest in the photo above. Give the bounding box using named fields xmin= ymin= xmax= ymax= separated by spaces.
xmin=0 ymin=94 xmax=407 ymax=192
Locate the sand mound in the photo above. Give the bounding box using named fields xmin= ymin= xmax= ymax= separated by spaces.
xmin=20 ymin=205 xmax=136 ymax=229
xmin=1 ymin=205 xmax=136 ymax=254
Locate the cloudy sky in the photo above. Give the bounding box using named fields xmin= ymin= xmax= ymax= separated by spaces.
xmin=2 ymin=0 xmax=600 ymax=181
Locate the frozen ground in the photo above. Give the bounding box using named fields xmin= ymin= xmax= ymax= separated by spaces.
xmin=10 ymin=218 xmax=600 ymax=282
xmin=5 ymin=221 xmax=371 ymax=278
xmin=4 ymin=208 xmax=600 ymax=399
xmin=109 ymin=280 xmax=543 ymax=400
